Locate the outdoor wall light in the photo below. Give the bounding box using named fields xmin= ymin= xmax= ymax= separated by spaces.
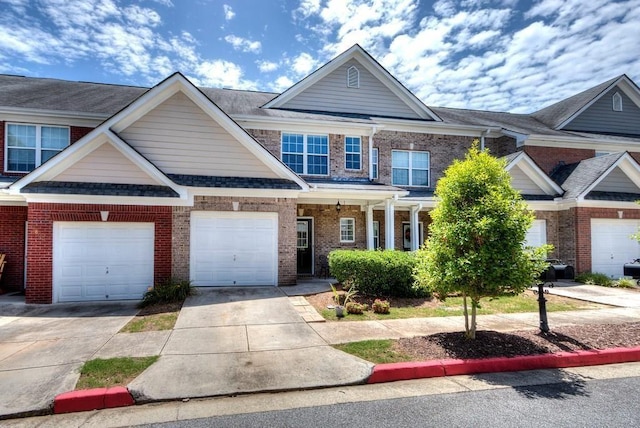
xmin=336 ymin=201 xmax=341 ymax=212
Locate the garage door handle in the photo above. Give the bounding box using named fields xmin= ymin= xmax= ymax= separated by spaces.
xmin=106 ymin=267 xmax=109 ymax=274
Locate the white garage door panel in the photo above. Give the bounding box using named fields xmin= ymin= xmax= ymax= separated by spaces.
xmin=54 ymin=222 xmax=154 ymax=302
xmin=191 ymin=212 xmax=278 ymax=286
xmin=525 ymin=219 xmax=547 ymax=248
xmin=591 ymin=219 xmax=640 ymax=278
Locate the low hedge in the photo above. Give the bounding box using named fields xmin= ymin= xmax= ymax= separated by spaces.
xmin=328 ymin=249 xmax=425 ymax=297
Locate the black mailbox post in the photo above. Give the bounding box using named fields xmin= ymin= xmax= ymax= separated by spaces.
xmin=536 ymin=265 xmax=555 ymax=334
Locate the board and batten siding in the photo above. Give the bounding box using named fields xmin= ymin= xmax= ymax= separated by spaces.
xmin=281 ymin=59 xmax=423 ymax=119
xmin=593 ymin=167 xmax=639 ymax=193
xmin=509 ymin=165 xmax=546 ymax=195
xmin=564 ymin=86 xmax=640 ymax=135
xmin=120 ymin=92 xmax=279 ymax=178
xmin=53 ymin=142 xmax=158 ymax=185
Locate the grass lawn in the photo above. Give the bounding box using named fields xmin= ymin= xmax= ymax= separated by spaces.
xmin=76 ymin=356 xmax=159 ymax=389
xmin=120 ymin=301 xmax=182 ymax=333
xmin=335 ymin=340 xmax=414 ymax=364
xmin=314 ymin=290 xmax=607 ymax=321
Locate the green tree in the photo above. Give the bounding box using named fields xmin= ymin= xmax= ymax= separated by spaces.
xmin=414 ymin=143 xmax=549 ymax=339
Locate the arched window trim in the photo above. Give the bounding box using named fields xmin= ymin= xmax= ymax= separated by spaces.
xmin=612 ymin=92 xmax=623 ymax=112
xmin=347 ymin=66 xmax=359 ymax=88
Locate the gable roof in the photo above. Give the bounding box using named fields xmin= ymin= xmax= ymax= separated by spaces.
xmin=503 ymin=151 xmax=563 ymax=197
xmin=551 ymin=152 xmax=640 ymax=201
xmin=532 ymin=75 xmax=640 ymax=130
xmin=262 ymin=44 xmax=441 ymax=121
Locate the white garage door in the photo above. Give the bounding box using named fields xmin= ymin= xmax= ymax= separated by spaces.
xmin=525 ymin=219 xmax=547 ymax=248
xmin=190 ymin=211 xmax=278 ymax=286
xmin=53 ymin=222 xmax=154 ymax=302
xmin=591 ymin=219 xmax=640 ymax=278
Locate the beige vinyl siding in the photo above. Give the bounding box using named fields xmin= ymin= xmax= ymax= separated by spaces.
xmin=564 ymin=86 xmax=640 ymax=135
xmin=509 ymin=165 xmax=546 ymax=195
xmin=53 ymin=142 xmax=158 ymax=184
xmin=593 ymin=167 xmax=639 ymax=193
xmin=120 ymin=92 xmax=279 ymax=178
xmin=282 ymin=59 xmax=423 ymax=119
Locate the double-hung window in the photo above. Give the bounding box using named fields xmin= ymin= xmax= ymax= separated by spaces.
xmin=392 ymin=150 xmax=429 ymax=187
xmin=340 ymin=218 xmax=355 ymax=243
xmin=345 ymin=136 xmax=361 ymax=170
xmin=371 ymin=148 xmax=378 ymax=179
xmin=282 ymin=133 xmax=328 ymax=175
xmin=5 ymin=124 xmax=69 ymax=172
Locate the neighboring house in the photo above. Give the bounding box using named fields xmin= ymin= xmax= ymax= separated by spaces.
xmin=1 ymin=44 xmax=640 ymax=304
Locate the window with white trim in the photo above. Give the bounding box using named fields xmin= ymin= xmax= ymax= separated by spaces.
xmin=613 ymin=92 xmax=623 ymax=112
xmin=347 ymin=66 xmax=359 ymax=88
xmin=372 ymin=148 xmax=378 ymax=179
xmin=345 ymin=136 xmax=361 ymax=170
xmin=340 ymin=218 xmax=355 ymax=243
xmin=373 ymin=221 xmax=380 ymax=249
xmin=392 ymin=150 xmax=430 ymax=186
xmin=281 ymin=133 xmax=329 ymax=175
xmin=5 ymin=124 xmax=69 ymax=172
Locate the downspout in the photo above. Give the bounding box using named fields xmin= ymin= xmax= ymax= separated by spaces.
xmin=480 ymin=128 xmax=490 ymax=151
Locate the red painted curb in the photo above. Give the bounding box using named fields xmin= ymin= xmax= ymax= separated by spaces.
xmin=367 ymin=346 xmax=640 ymax=384
xmin=54 ymin=387 xmax=134 ymax=414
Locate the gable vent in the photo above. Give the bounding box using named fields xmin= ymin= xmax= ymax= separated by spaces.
xmin=613 ymin=92 xmax=623 ymax=112
xmin=347 ymin=66 xmax=359 ymax=88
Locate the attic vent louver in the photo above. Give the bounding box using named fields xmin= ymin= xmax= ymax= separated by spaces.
xmin=347 ymin=66 xmax=359 ymax=88
xmin=613 ymin=92 xmax=623 ymax=112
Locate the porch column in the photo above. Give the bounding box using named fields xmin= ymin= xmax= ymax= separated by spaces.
xmin=385 ymin=199 xmax=395 ymax=249
xmin=410 ymin=204 xmax=422 ymax=251
xmin=366 ymin=205 xmax=375 ymax=250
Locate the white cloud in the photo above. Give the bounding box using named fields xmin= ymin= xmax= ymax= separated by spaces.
xmin=294 ymin=0 xmax=321 ymax=19
xmin=223 ymin=4 xmax=235 ymax=20
xmin=224 ymin=35 xmax=262 ymax=54
xmin=291 ymin=52 xmax=317 ymax=76
xmin=257 ymin=60 xmax=279 ymax=73
xmin=271 ymin=75 xmax=295 ymax=92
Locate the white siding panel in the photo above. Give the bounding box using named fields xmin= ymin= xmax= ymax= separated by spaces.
xmin=282 ymin=59 xmax=423 ymax=119
xmin=593 ymin=167 xmax=640 ymax=193
xmin=53 ymin=143 xmax=159 ymax=185
xmin=509 ymin=165 xmax=546 ymax=195
xmin=120 ymin=92 xmax=278 ymax=178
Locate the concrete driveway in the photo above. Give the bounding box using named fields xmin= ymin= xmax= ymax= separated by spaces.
xmin=0 ymin=301 xmax=139 ymax=418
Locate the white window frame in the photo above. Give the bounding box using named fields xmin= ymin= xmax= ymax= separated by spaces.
xmin=373 ymin=221 xmax=380 ymax=249
xmin=340 ymin=218 xmax=355 ymax=243
xmin=281 ymin=132 xmax=329 ymax=176
xmin=613 ymin=92 xmax=623 ymax=112
xmin=345 ymin=136 xmax=361 ymax=170
xmin=372 ymin=148 xmax=378 ymax=180
xmin=347 ymin=65 xmax=359 ymax=88
xmin=5 ymin=123 xmax=70 ymax=173
xmin=392 ymin=150 xmax=430 ymax=187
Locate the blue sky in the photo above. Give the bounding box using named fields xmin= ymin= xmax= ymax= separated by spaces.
xmin=1 ymin=0 xmax=639 ymax=113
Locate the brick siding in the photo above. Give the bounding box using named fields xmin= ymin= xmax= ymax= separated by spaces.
xmin=25 ymin=203 xmax=172 ymax=304
xmin=172 ymin=196 xmax=297 ymax=286
xmin=524 ymin=146 xmax=595 ymax=175
xmin=0 ymin=205 xmax=27 ymax=292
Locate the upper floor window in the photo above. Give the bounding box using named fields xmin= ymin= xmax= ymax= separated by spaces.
xmin=281 ymin=133 xmax=329 ymax=175
xmin=5 ymin=124 xmax=69 ymax=172
xmin=347 ymin=66 xmax=359 ymax=88
xmin=345 ymin=136 xmax=361 ymax=170
xmin=372 ymin=148 xmax=378 ymax=179
xmin=392 ymin=150 xmax=429 ymax=187
xmin=612 ymin=92 xmax=623 ymax=112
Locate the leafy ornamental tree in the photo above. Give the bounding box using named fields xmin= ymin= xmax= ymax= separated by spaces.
xmin=414 ymin=144 xmax=550 ymax=339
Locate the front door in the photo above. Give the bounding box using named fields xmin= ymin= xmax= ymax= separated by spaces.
xmin=297 ymin=219 xmax=313 ymax=276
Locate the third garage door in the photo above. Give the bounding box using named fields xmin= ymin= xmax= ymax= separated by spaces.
xmin=190 ymin=211 xmax=278 ymax=286
xmin=591 ymin=219 xmax=640 ymax=278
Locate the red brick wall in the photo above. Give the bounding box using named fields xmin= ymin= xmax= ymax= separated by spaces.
xmin=0 ymin=123 xmax=93 ymax=176
xmin=524 ymin=146 xmax=595 ymax=175
xmin=25 ymin=203 xmax=172 ymax=304
xmin=0 ymin=205 xmax=27 ymax=292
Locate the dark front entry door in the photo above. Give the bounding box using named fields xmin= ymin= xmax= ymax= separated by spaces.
xmin=297 ymin=219 xmax=313 ymax=275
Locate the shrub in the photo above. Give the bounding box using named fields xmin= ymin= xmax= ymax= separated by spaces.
xmin=614 ymin=278 xmax=636 ymax=288
xmin=328 ymin=249 xmax=425 ymax=298
xmin=372 ymin=299 xmax=390 ymax=314
xmin=346 ymin=302 xmax=366 ymax=314
xmin=140 ymin=278 xmax=194 ymax=307
xmin=574 ymin=272 xmax=613 ymax=287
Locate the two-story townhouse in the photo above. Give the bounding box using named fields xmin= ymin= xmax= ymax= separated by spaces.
xmin=1 ymin=44 xmax=640 ymax=304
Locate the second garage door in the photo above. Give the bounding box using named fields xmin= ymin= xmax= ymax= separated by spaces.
xmin=190 ymin=211 xmax=278 ymax=286
xmin=591 ymin=219 xmax=640 ymax=278
xmin=53 ymin=222 xmax=154 ymax=303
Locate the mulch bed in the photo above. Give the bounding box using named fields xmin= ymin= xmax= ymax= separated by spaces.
xmin=394 ymin=322 xmax=640 ymax=360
